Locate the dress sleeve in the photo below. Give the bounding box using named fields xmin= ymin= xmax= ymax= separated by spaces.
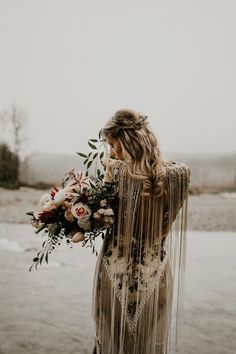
xmin=162 ymin=161 xmax=191 ymax=235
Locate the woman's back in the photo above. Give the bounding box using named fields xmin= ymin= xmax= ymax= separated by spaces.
xmin=93 ymin=156 xmax=191 ymax=354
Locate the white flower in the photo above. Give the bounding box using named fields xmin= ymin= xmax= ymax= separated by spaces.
xmin=40 ymin=200 xmax=57 ymax=212
xmin=100 ymin=199 xmax=107 ymax=208
xmin=54 ymin=189 xmax=67 ymax=206
xmin=97 ymin=208 xmax=114 ymax=216
xmin=39 ymin=194 xmax=51 ymax=209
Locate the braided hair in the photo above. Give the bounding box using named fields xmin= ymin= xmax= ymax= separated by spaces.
xmin=102 ymin=109 xmax=167 ymax=197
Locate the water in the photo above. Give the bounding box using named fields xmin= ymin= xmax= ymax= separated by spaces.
xmin=0 ymin=224 xmax=235 ymax=354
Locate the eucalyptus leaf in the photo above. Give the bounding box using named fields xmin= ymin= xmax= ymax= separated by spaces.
xmin=35 ymin=262 xmax=39 ymax=270
xmin=93 ymin=153 xmax=98 ymax=160
xmin=89 ymin=139 xmax=99 ymax=143
xmin=88 ymin=142 xmax=97 ymax=150
xmin=39 ymin=253 xmax=44 ymax=265
xmin=29 ymin=264 xmax=34 ymax=272
xmin=87 ymin=161 xmax=93 ymax=169
xmin=76 ymin=152 xmax=87 ymax=158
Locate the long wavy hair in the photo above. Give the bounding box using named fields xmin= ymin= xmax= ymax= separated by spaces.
xmin=102 ymin=109 xmax=167 ymax=197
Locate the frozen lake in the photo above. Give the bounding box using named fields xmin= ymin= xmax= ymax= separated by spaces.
xmin=0 ymin=223 xmax=235 ymax=354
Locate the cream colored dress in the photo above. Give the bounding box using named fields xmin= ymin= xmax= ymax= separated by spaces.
xmin=92 ymin=159 xmax=191 ymax=354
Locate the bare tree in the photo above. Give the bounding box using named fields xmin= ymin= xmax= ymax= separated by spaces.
xmin=0 ymin=103 xmax=28 ymax=188
xmin=0 ymin=108 xmax=8 ymax=143
xmin=0 ymin=103 xmax=28 ymax=155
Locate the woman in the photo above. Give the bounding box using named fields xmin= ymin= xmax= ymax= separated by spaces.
xmin=92 ymin=109 xmax=191 ymax=354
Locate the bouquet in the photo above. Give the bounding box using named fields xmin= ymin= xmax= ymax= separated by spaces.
xmin=27 ymin=137 xmax=118 ymax=271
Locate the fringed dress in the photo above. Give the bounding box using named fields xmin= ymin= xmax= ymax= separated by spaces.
xmin=92 ymin=159 xmax=191 ymax=354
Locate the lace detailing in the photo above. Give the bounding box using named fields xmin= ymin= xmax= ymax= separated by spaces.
xmin=102 ymin=239 xmax=168 ymax=335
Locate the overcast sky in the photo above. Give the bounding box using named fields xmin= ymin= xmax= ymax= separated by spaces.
xmin=0 ymin=0 xmax=235 ymax=156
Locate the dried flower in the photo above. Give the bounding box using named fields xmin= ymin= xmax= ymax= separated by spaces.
xmin=93 ymin=212 xmax=103 ymax=221
xmin=100 ymin=199 xmax=107 ymax=208
xmin=37 ymin=210 xmax=58 ymax=223
xmin=64 ymin=205 xmax=74 ymax=222
xmin=71 ymin=232 xmax=85 ymax=243
xmin=97 ymin=208 xmax=114 ymax=217
xmin=104 ymin=216 xmax=115 ymax=228
xmin=41 ymin=200 xmax=57 ymax=212
xmin=39 ymin=194 xmax=51 ymax=209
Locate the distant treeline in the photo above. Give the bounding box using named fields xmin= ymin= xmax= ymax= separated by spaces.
xmin=18 ymin=152 xmax=236 ymax=194
xmin=164 ymin=152 xmax=236 ymax=193
xmin=0 ymin=143 xmax=19 ymax=189
xmin=0 ymin=103 xmax=27 ymax=189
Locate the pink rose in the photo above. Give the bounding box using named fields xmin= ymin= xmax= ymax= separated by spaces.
xmin=71 ymin=203 xmax=91 ymax=231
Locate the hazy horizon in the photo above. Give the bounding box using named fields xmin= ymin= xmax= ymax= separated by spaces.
xmin=0 ymin=0 xmax=235 ymax=156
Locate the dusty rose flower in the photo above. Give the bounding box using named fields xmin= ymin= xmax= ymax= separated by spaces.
xmin=64 ymin=207 xmax=74 ymax=222
xmin=93 ymin=212 xmax=103 ymax=221
xmin=71 ymin=203 xmax=91 ymax=231
xmin=62 ymin=200 xmax=71 ymax=209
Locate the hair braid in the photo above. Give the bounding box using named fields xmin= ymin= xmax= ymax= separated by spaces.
xmin=102 ymin=109 xmax=167 ymax=197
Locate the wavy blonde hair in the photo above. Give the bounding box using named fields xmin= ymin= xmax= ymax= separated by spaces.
xmin=102 ymin=109 xmax=167 ymax=197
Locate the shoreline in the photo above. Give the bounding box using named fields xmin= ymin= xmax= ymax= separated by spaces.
xmin=0 ymin=187 xmax=236 ymax=231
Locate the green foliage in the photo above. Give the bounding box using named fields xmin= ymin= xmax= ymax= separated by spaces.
xmin=77 ymin=136 xmax=106 ymax=181
xmin=29 ymin=227 xmax=72 ymax=272
xmin=77 ymin=152 xmax=87 ymax=158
